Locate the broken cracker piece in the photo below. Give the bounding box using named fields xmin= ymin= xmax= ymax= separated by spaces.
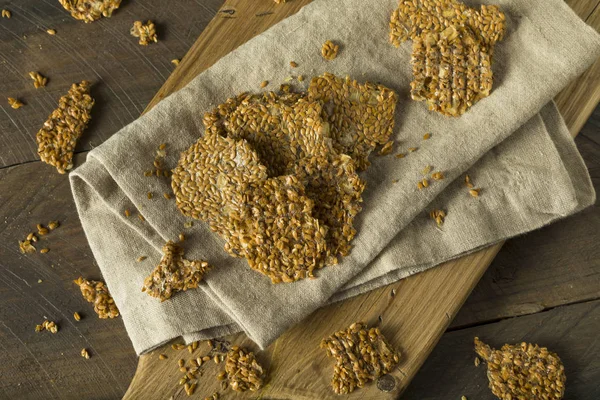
xmin=321 ymin=322 xmax=401 ymax=394
xmin=59 ymin=0 xmax=121 ymax=23
xmin=74 ymin=276 xmax=119 ymax=319
xmin=36 ymin=81 xmax=94 ymax=174
xmin=225 ymin=346 xmax=265 ymax=392
xmin=142 ymin=241 xmax=211 ymax=301
xmin=474 ymin=337 xmax=566 ymax=400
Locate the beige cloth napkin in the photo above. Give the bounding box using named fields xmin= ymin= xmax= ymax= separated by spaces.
xmin=70 ymin=0 xmax=599 ymax=354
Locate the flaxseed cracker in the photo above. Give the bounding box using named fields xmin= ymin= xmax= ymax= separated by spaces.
xmin=142 ymin=241 xmax=212 ymax=301
xmin=474 ymin=337 xmax=566 ymax=400
xmin=226 ymin=175 xmax=329 ymax=283
xmin=225 ymin=346 xmax=265 ymax=392
xmin=321 ymin=322 xmax=401 ymax=394
xmin=307 ymin=73 xmax=398 ymax=170
xmin=172 ymin=131 xmax=268 ymax=238
xmin=293 ymin=154 xmax=365 ymax=263
xmin=36 ymin=81 xmax=94 ymax=174
xmin=215 ymin=92 xmax=332 ymax=177
xmin=411 ymin=26 xmax=493 ymax=116
xmin=73 ymin=276 xmax=119 ymax=319
xmin=389 ymin=0 xmax=506 ymax=49
xmin=59 ymin=0 xmax=121 ymax=23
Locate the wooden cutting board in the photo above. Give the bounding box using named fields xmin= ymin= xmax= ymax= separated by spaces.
xmin=123 ymin=1 xmax=600 ymax=398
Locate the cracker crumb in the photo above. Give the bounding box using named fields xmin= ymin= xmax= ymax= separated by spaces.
xmin=130 ymin=20 xmax=158 ymax=45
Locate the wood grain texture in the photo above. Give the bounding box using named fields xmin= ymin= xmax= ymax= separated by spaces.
xmin=0 ymin=0 xmax=223 ymax=168
xmin=403 ymin=299 xmax=600 ymax=400
xmin=0 ymin=0 xmax=598 ymax=399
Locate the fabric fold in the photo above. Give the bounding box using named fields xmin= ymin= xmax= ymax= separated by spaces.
xmin=71 ymin=0 xmax=599 ymax=354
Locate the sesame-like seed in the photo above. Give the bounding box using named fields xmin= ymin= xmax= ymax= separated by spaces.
xmin=40 ymin=248 xmax=50 ymax=254
xmin=8 ymin=97 xmax=24 ymax=109
xmin=73 ymin=312 xmax=81 ymax=321
xmin=469 ymin=188 xmax=480 ymax=197
xmin=290 ymin=61 xmax=298 ymax=68
xmin=423 ymin=133 xmax=431 ymax=140
xmin=47 ymin=29 xmax=56 ymax=35
xmin=136 ymin=256 xmax=147 ymax=262
xmin=81 ymin=348 xmax=90 ymax=359
xmin=124 ymin=209 xmax=131 ymax=217
xmin=260 ymin=80 xmax=269 ymax=88
xmin=159 ymin=354 xmax=167 ymax=360
xmin=432 ymin=171 xmax=444 ymax=180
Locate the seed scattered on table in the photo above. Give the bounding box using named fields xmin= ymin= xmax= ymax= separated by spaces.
xmin=474 ymin=356 xmax=480 ymax=367
xmin=422 ymin=165 xmax=432 ymax=175
xmin=469 ymin=188 xmax=480 ymax=197
xmin=172 ymin=59 xmax=180 ymax=66
xmin=422 ymin=178 xmax=429 ymax=188
xmin=131 ymin=20 xmax=158 ymax=45
xmin=461 ymin=396 xmax=467 ymax=400
xmin=147 ymin=192 xmax=153 ymax=199
xmin=36 ymin=319 xmax=58 ymax=334
xmin=395 ymin=153 xmax=405 ymax=159
xmin=136 ymin=256 xmax=147 ymax=262
xmin=47 ymin=29 xmax=56 ymax=35
xmin=74 ymin=276 xmax=120 ymax=318
xmin=159 ymin=354 xmax=168 ymax=360
xmin=225 ymin=346 xmax=265 ymax=392
xmin=423 ymin=133 xmax=431 ymax=140
xmin=321 ymin=40 xmax=339 ymax=60
xmin=37 ymin=224 xmax=49 ymax=236
xmin=73 ymin=312 xmax=81 ymax=321
xmin=29 ymin=72 xmax=48 ymax=89
xmin=290 ymin=61 xmax=298 ymax=68
xmin=40 ymin=248 xmax=50 ymax=254
xmin=321 ymin=322 xmax=401 ymax=394
xmin=81 ymin=348 xmax=90 ymax=359
xmin=163 ymin=192 xmax=172 ymax=200
xmin=124 ymin=209 xmax=131 ymax=217
xmin=48 ymin=220 xmax=59 ymax=230
xmin=475 ymin=337 xmax=566 ymax=400
xmin=273 ymin=0 xmax=286 ymax=4
xmin=408 ymin=147 xmax=418 ymax=152
xmin=260 ymin=80 xmax=269 ymax=88
xmin=138 ymin=214 xmax=145 ymax=222
xmin=37 ymin=81 xmax=94 ymax=174
xmin=142 ymin=241 xmax=212 ymax=301
xmin=1 ymin=9 xmax=11 ymax=18
xmin=298 ymin=74 xmax=305 ymax=82
xmin=59 ymin=0 xmax=121 ymax=23
xmin=8 ymin=97 xmax=24 ymax=109
xmin=19 ymin=240 xmax=36 ymax=254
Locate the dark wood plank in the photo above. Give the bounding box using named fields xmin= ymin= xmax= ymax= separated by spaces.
xmin=451 ymin=110 xmax=600 ymax=329
xmin=0 ymin=153 xmax=138 ymax=400
xmin=404 ymin=299 xmax=600 ymax=399
xmin=0 ymin=0 xmax=223 ymax=168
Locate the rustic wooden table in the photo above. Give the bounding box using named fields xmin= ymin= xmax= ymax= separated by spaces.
xmin=0 ymin=1 xmax=598 ymax=399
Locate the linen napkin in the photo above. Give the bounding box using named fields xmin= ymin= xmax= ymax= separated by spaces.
xmin=70 ymin=0 xmax=600 ymax=354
